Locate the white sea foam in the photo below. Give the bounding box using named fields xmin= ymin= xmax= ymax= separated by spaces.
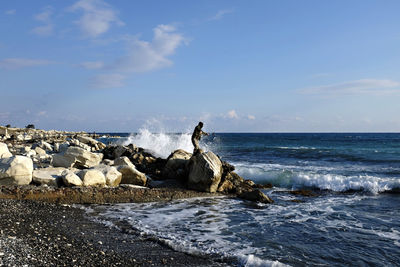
xmin=233 ymin=162 xmax=400 ymax=193
xmin=84 ymin=192 xmax=400 ymax=266
xmin=86 ymin=197 xmax=290 ymax=266
xmin=122 ymin=128 xmax=195 ymax=158
xmin=238 ymin=254 xmax=290 ymax=267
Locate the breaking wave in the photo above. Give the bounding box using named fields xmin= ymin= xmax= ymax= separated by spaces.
xmin=234 ymin=162 xmax=400 ymax=194
xmin=122 ymin=129 xmax=195 ymax=158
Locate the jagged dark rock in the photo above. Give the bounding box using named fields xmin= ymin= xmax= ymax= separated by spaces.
xmin=238 ymin=189 xmax=274 ymax=204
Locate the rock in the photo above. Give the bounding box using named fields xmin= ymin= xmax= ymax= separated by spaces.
xmin=78 ymin=169 xmax=106 ymax=186
xmin=32 ymin=167 xmax=65 ymax=187
xmin=253 ymin=183 xmax=273 ymax=189
xmin=217 ymin=171 xmax=250 ymax=194
xmin=0 ymin=142 xmax=12 ymax=158
xmin=34 ymin=146 xmax=47 ymax=156
xmin=26 ymin=150 xmax=37 ymax=158
xmin=244 ymin=180 xmax=255 ymax=187
xmin=0 ymin=156 xmax=33 ymax=185
xmin=93 ymin=165 xmax=122 ymax=187
xmin=163 ymin=149 xmax=192 ymax=180
xmin=61 ymin=169 xmax=82 ymax=186
xmin=217 ymin=179 xmax=235 ymax=193
xmin=16 ymin=134 xmax=24 ymax=141
xmin=187 ymin=151 xmax=222 ymax=193
xmin=221 ymin=160 xmax=235 ymax=173
xmin=51 ymin=153 xmax=75 ymax=168
xmin=58 ymin=142 xmax=70 ymax=153
xmin=104 ymin=167 xmax=122 ymax=187
xmin=77 ymin=135 xmax=106 ymax=150
xmin=289 ymin=189 xmax=318 ymax=197
xmin=51 ymin=147 xmax=103 ymax=169
xmin=238 ymin=189 xmax=274 ymax=204
xmin=117 ymin=165 xmax=147 ymax=186
xmin=132 ymin=153 xmax=145 ymax=165
xmin=101 ymin=159 xmax=114 ymax=166
xmin=119 ymin=184 xmax=148 ymax=189
xmin=114 ymin=156 xmax=134 ymax=167
xmin=103 ymin=145 xmax=131 ymax=160
xmin=39 ymin=141 xmax=53 ymax=152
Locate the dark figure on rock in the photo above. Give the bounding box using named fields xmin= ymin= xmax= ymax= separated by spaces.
xmin=191 ymin=122 xmax=209 ymax=154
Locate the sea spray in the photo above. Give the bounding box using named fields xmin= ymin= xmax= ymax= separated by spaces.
xmin=122 ymin=128 xmax=194 ymax=158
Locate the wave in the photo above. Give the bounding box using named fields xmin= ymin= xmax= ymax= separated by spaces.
xmin=234 ymin=162 xmax=400 ymax=194
xmin=85 ymin=198 xmax=291 ymax=267
xmin=238 ymin=255 xmax=290 ymax=267
xmin=122 ymin=129 xmax=196 ymax=158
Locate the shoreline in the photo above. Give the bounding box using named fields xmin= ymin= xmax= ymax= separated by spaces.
xmin=0 ymin=198 xmax=233 ymax=266
xmin=0 ymin=126 xmax=273 ymax=266
xmin=0 ymin=184 xmax=228 ymax=204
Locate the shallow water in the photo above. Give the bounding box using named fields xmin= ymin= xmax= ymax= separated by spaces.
xmin=92 ymin=132 xmax=400 ymax=266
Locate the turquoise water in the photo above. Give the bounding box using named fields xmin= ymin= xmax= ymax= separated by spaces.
xmin=92 ymin=133 xmax=400 ymax=266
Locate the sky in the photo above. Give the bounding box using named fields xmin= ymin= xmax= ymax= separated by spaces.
xmin=1 ymin=0 xmax=400 ymax=132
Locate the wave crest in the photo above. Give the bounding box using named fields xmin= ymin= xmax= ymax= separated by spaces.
xmin=122 ymin=129 xmax=194 ymax=158
xmin=234 ymin=163 xmax=400 ymax=194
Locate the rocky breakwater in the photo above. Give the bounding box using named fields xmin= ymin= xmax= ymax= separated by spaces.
xmin=0 ymin=126 xmax=273 ymax=204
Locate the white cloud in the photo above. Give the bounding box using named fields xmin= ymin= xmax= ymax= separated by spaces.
xmin=31 ymin=24 xmax=54 ymax=36
xmin=91 ymin=73 xmax=125 ymax=88
xmin=227 ymin=110 xmax=239 ymax=119
xmin=208 ymin=9 xmax=234 ymax=21
xmin=70 ymin=0 xmax=124 ymax=38
xmin=31 ymin=6 xmax=54 ymax=36
xmin=34 ymin=6 xmax=53 ymax=22
xmin=112 ymin=24 xmax=186 ymax=73
xmin=247 ymin=115 xmax=256 ymax=120
xmin=80 ymin=61 xmax=104 ymax=69
xmin=5 ymin=9 xmax=16 ymax=15
xmin=0 ymin=58 xmax=54 ymax=70
xmin=37 ymin=111 xmax=47 ymax=116
xmin=300 ymin=79 xmax=400 ymax=95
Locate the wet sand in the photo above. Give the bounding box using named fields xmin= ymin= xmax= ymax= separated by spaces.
xmin=0 ymin=199 xmax=233 ymax=266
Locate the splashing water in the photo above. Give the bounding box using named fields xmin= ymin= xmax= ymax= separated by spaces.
xmin=122 ymin=129 xmax=195 ymax=158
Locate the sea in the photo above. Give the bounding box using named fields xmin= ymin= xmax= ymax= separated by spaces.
xmin=87 ymin=130 xmax=400 ymax=266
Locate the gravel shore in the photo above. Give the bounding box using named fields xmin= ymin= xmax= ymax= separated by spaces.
xmin=0 ymin=199 xmax=232 ymax=266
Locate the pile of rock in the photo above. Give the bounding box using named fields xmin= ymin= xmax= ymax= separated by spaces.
xmin=0 ymin=127 xmax=273 ymax=203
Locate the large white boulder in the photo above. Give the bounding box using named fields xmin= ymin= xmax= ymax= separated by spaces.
xmin=61 ymin=169 xmax=82 ymax=187
xmin=187 ymin=151 xmax=223 ymax=193
xmin=117 ymin=165 xmax=147 ymax=186
xmin=0 ymin=142 xmax=12 ymax=158
xmin=0 ymin=156 xmax=33 ymax=185
xmin=93 ymin=165 xmax=122 ymax=187
xmin=77 ymin=135 xmax=106 ymax=150
xmin=32 ymin=167 xmax=65 ymax=187
xmin=78 ymin=169 xmax=106 ymax=186
xmin=51 ymin=146 xmax=103 ymax=168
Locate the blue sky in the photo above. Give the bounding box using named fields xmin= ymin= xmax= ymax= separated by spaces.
xmin=1 ymin=0 xmax=400 ymax=132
